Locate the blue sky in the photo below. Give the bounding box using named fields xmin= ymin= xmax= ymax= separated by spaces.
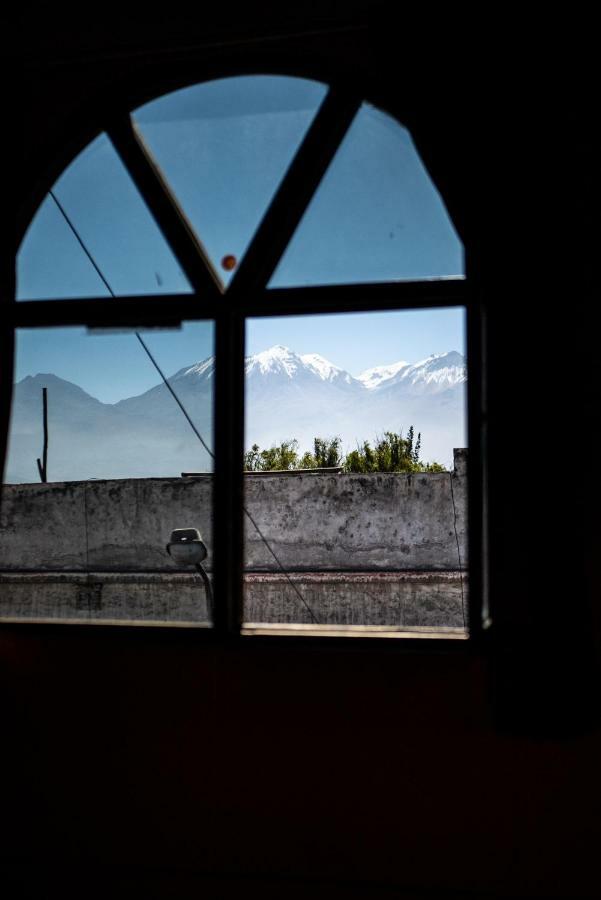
xmin=14 ymin=75 xmax=465 ymax=404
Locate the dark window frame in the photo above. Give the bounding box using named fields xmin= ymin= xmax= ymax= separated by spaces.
xmin=0 ymin=68 xmax=486 ymax=649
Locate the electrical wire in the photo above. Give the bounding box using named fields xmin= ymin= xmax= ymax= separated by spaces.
xmin=241 ymin=505 xmax=317 ymax=623
xmin=49 ymin=190 xmax=319 ymax=624
xmin=449 ymin=471 xmax=466 ymax=629
xmin=50 ymin=192 xmax=210 ymax=456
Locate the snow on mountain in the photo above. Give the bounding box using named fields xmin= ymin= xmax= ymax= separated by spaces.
xmin=174 ymin=357 xmax=215 ymax=381
xmin=245 ymin=345 xmax=301 ymax=378
xmin=6 ymin=346 xmax=467 ymax=482
xmin=383 ymin=351 xmax=466 ymax=393
xmin=240 ymin=347 xmax=465 ymax=466
xmin=300 ymin=352 xmax=356 ymax=386
xmin=242 ymin=345 xmax=356 ymax=388
xmin=170 ymin=347 xmax=464 ymax=394
xmin=357 ymin=360 xmax=409 ymax=390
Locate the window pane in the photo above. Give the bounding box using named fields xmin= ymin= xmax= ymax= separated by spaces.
xmin=1 ymin=323 xmax=214 ymax=626
xmin=270 ymin=103 xmax=464 ymax=286
xmin=132 ymin=75 xmax=328 ymax=288
xmin=17 ymin=133 xmax=192 ymax=300
xmin=243 ymin=309 xmax=468 ymax=633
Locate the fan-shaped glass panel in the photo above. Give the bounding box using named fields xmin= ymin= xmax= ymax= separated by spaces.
xmin=270 ymin=102 xmax=464 ymax=287
xmin=17 ymin=133 xmax=192 ymax=300
xmin=132 ymin=75 xmax=328 ymax=288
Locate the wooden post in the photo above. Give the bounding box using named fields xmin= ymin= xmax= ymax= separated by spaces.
xmin=36 ymin=387 xmax=48 ymax=483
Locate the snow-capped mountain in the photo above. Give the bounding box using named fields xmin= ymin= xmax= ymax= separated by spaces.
xmin=244 ymin=345 xmax=358 ymax=390
xmin=357 ymin=359 xmax=409 ymax=390
xmin=375 ymin=350 xmax=466 ymax=393
xmin=5 ymin=347 xmax=466 ymax=482
xmin=246 ymin=345 xmax=300 ymax=378
xmin=173 ymin=358 xmax=215 ymax=382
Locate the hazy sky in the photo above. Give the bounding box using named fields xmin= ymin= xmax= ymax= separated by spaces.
xmin=14 ymin=75 xmax=465 ymax=404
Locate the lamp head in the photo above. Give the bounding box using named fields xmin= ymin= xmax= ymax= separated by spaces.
xmin=166 ymin=527 xmax=208 ymax=566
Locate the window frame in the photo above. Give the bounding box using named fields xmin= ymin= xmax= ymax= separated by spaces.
xmin=1 ymin=69 xmax=485 ymax=649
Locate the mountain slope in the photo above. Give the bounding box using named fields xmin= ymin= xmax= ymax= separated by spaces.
xmin=6 ymin=347 xmax=466 ymax=482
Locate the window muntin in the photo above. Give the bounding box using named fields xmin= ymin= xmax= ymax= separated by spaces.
xmin=132 ymin=76 xmax=328 ymax=289
xmin=17 ymin=134 xmax=193 ymax=301
xmin=3 ymin=73 xmax=477 ymax=639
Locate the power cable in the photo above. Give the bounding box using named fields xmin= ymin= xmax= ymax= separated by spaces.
xmin=50 ymin=191 xmax=211 ymax=458
xmin=449 ymin=470 xmax=466 ymax=629
xmin=241 ymin=504 xmax=317 ymax=623
xmin=49 ymin=190 xmax=319 ymax=624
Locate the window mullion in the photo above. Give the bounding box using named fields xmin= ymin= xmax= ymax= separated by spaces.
xmin=212 ymin=309 xmax=245 ymax=636
xmin=0 ymin=268 xmax=15 ymax=492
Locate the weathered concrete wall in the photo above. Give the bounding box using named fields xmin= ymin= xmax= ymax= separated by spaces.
xmin=0 ymin=453 xmax=468 ymax=627
xmin=0 ymin=571 xmax=467 ymax=628
xmin=0 ymin=449 xmax=467 ymax=573
xmin=246 ymin=450 xmax=467 ymax=571
xmin=243 ymin=572 xmax=466 ymax=627
xmin=0 ymin=478 xmax=214 ymax=572
xmin=0 ymin=572 xmax=209 ymax=623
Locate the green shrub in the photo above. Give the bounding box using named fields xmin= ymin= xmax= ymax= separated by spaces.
xmin=244 ymin=429 xmax=446 ymax=473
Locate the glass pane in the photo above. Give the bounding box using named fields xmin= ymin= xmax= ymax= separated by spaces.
xmin=17 ymin=133 xmax=192 ymax=300
xmin=1 ymin=323 xmax=214 ymax=626
xmin=133 ymin=75 xmax=328 ymax=288
xmin=270 ymin=103 xmax=464 ymax=286
xmin=243 ymin=309 xmax=468 ymax=634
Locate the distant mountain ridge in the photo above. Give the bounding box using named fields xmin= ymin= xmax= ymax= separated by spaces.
xmin=6 ymin=347 xmax=466 ymax=482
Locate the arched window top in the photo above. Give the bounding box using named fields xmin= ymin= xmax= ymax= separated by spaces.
xmin=17 ymin=74 xmax=464 ymax=301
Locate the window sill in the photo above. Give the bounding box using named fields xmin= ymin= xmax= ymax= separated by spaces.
xmin=242 ymin=622 xmax=467 ymax=639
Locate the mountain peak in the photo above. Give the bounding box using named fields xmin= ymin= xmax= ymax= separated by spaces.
xmin=411 ymin=350 xmax=465 ymax=369
xmin=254 ymin=344 xmax=295 ymax=360
xmin=300 ymin=352 xmax=347 ymax=383
xmin=246 ymin=345 xmax=301 ymax=378
xmin=357 ymin=360 xmax=409 ymax=390
xmin=388 ymin=350 xmax=466 ymax=392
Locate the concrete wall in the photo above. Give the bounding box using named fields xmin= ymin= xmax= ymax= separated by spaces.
xmin=0 ymin=571 xmax=467 ymax=628
xmin=0 ymin=449 xmax=467 ymax=573
xmin=0 ymin=450 xmax=467 ymax=627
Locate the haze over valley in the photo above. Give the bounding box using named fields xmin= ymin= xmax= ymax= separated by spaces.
xmin=6 ymin=345 xmax=466 ymax=483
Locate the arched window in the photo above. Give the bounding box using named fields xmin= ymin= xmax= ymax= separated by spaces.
xmin=2 ymin=74 xmax=479 ymax=641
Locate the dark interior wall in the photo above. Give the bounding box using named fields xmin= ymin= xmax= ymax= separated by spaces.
xmin=1 ymin=9 xmax=599 ymax=898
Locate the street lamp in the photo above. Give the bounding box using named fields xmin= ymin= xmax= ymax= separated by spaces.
xmin=166 ymin=527 xmax=213 ymax=620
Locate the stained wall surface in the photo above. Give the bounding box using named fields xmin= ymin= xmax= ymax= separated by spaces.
xmin=0 ymin=449 xmax=467 ymax=573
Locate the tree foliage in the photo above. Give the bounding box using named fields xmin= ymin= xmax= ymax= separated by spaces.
xmin=243 ymin=439 xmax=300 ymax=472
xmin=299 ymin=437 xmax=342 ymax=470
xmin=244 ymin=429 xmax=446 ymax=473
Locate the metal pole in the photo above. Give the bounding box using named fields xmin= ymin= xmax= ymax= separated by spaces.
xmin=196 ymin=562 xmax=214 ymax=622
